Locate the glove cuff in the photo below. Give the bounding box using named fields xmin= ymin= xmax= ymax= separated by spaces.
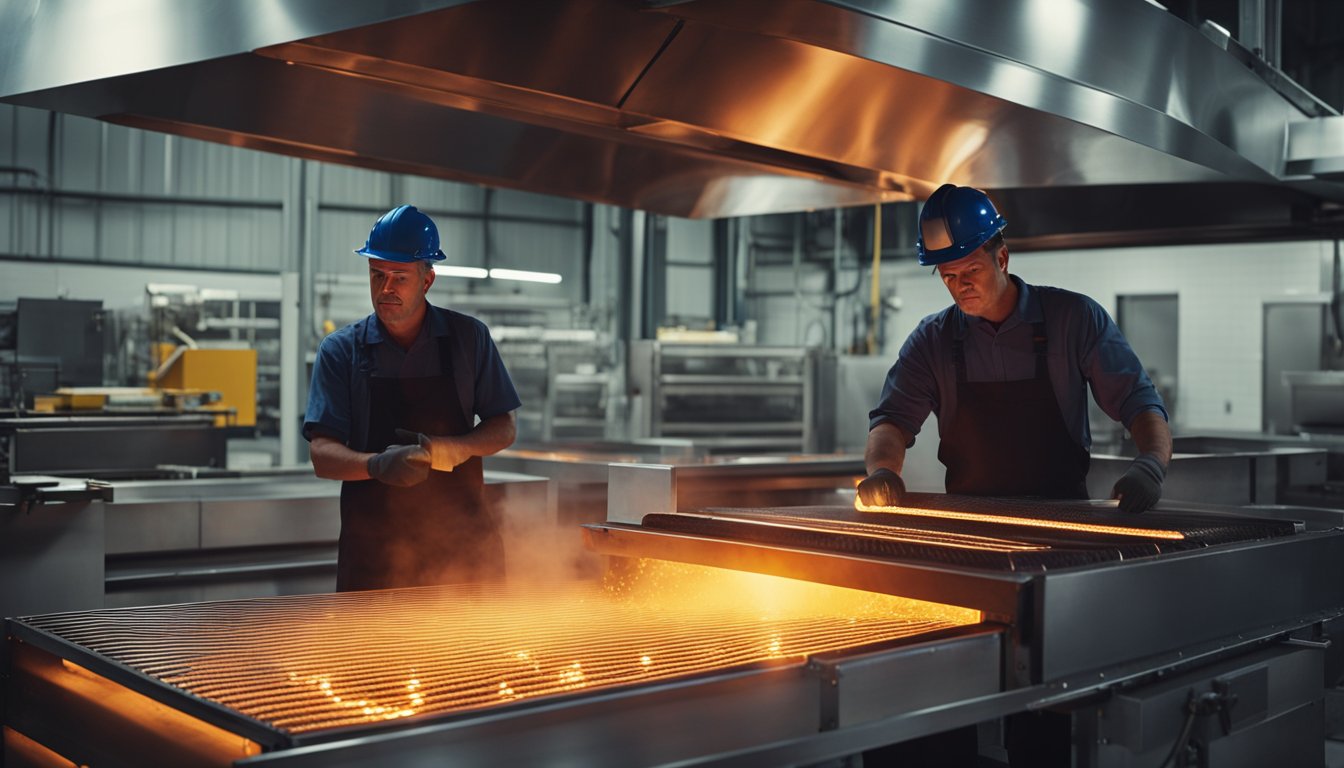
xmin=1132 ymin=452 xmax=1166 ymax=482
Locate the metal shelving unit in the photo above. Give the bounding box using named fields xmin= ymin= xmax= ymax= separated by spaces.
xmin=545 ymin=371 xmax=611 ymax=438
xmin=627 ymin=341 xmax=833 ymax=454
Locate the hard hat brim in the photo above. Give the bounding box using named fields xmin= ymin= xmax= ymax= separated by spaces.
xmin=916 ymin=221 xmax=1006 ymax=266
xmin=355 ymin=246 xmax=446 ymax=263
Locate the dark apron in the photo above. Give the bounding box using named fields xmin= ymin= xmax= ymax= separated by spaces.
xmin=938 ymin=319 xmax=1089 ymax=499
xmin=337 ymin=336 xmax=504 ymax=591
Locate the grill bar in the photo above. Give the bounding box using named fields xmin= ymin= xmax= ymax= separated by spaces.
xmin=641 ymin=512 xmax=1151 ymax=571
xmin=583 ymin=523 xmax=1031 ymax=620
xmin=8 ymin=620 xmax=289 ymax=749
xmin=11 ymin=572 xmax=981 ymax=745
xmin=637 ymin=502 xmax=1297 ymax=572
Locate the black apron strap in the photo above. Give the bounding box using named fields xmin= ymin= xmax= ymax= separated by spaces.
xmin=347 ymin=317 xmax=377 ymax=452
xmin=442 ymin=312 xmax=477 ymax=430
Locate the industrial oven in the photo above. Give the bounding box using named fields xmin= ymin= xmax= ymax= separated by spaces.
xmin=6 ymin=480 xmax=1344 ymax=766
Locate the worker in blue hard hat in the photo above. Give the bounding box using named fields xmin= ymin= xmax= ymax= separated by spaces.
xmin=859 ymin=185 xmax=1171 ymax=767
xmin=303 ymin=204 xmax=521 ymax=591
xmin=859 ymin=184 xmax=1171 ymax=514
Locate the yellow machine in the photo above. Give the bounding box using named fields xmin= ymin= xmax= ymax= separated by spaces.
xmin=151 ymin=347 xmax=257 ymax=428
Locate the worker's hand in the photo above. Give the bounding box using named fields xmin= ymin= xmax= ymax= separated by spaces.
xmin=394 ymin=428 xmax=473 ymax=472
xmin=857 ymin=468 xmax=906 ymax=508
xmin=1111 ymin=453 xmax=1166 ymax=514
xmin=366 ymin=443 xmax=431 ymax=487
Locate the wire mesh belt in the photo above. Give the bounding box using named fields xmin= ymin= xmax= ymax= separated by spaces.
xmin=641 ymin=497 xmax=1296 ymax=572
xmin=18 ymin=565 xmax=980 ymax=737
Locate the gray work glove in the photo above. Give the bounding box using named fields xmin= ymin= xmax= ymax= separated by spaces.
xmin=857 ymin=468 xmax=906 ymax=507
xmin=1111 ymin=453 xmax=1165 ymax=514
xmin=394 ymin=428 xmax=471 ymax=471
xmin=366 ymin=443 xmax=431 ymax=487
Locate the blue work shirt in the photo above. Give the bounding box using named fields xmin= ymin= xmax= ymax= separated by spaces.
xmin=869 ymin=275 xmax=1166 ymax=450
xmin=304 ymin=304 xmax=521 ymax=445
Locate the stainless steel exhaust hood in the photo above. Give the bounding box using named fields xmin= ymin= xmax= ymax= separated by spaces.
xmin=0 ymin=0 xmax=1337 ymax=219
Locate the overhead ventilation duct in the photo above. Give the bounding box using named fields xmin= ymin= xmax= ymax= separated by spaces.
xmin=0 ymin=0 xmax=1340 ymax=222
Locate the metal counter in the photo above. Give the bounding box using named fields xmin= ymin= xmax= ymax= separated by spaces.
xmin=1090 ymin=445 xmax=1329 ymax=507
xmin=489 ymin=442 xmax=862 ymax=523
xmin=488 ymin=444 xmax=864 ymax=579
xmin=2 ymin=470 xmax=554 ymax=615
xmin=0 ymin=478 xmax=109 ymax=621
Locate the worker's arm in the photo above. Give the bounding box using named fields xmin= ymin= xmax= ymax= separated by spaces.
xmin=1128 ymin=410 xmax=1172 ymax=466
xmin=859 ymin=422 xmax=913 ymax=506
xmin=1110 ymin=410 xmax=1171 ymax=513
xmin=310 ymin=434 xmax=375 ymax=481
xmin=397 ymin=411 xmax=518 ymax=472
xmin=310 ymin=433 xmax=430 ymax=486
xmin=864 ymin=421 xmax=911 ymax=476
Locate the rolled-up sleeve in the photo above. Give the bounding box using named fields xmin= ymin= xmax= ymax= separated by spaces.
xmin=303 ymin=333 xmax=354 ymax=443
xmin=1077 ymin=297 xmax=1168 ymax=428
xmin=868 ymin=320 xmax=940 ymax=446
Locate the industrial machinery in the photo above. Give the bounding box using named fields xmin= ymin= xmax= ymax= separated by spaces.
xmin=0 ymin=290 xmax=264 ymax=483
xmin=0 ymin=414 xmax=227 ymax=484
xmin=0 ymin=299 xmax=105 ymax=411
xmin=143 ymin=284 xmax=277 ymax=434
xmin=150 ymin=348 xmax=257 ymax=429
xmin=6 ymin=470 xmax=1342 ymax=766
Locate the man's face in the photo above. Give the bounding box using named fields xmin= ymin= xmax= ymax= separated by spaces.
xmin=369 ymin=259 xmax=434 ymax=326
xmin=935 ymin=243 xmax=1011 ymax=320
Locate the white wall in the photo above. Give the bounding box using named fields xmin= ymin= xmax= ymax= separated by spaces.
xmin=665 ymin=216 xmax=714 ymax=323
xmin=878 ymin=240 xmax=1331 ymax=433
xmin=748 ymin=263 xmax=836 ymax=347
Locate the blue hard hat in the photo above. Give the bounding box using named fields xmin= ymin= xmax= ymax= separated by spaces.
xmin=355 ymin=204 xmax=446 ymax=263
xmin=916 ymin=184 xmax=1007 ymax=266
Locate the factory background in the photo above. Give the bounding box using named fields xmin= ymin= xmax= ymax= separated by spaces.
xmin=3 ymin=103 xmax=1339 ymax=465
xmin=5 ymin=1 xmax=1344 ymax=766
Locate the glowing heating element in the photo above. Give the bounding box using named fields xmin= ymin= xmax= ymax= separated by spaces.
xmin=31 ymin=562 xmax=980 ymax=735
xmin=853 ymin=499 xmax=1186 ymax=541
xmin=690 ymin=511 xmax=1050 ymax=553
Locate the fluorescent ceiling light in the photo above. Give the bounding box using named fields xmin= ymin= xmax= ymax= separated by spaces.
xmin=434 ymin=265 xmax=488 ymax=279
xmin=489 ymin=268 xmax=562 ymax=284
xmin=199 ymin=288 xmax=240 ymax=301
xmin=146 ymin=283 xmax=200 ymax=295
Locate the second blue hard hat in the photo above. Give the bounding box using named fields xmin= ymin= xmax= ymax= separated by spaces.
xmin=355 ymin=204 xmax=446 ymax=263
xmin=916 ymin=184 xmax=1007 ymax=266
